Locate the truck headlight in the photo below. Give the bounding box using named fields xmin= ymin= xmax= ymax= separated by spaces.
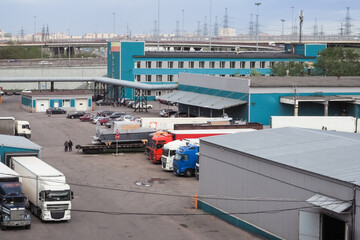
xmin=3 ymin=215 xmax=10 ymax=221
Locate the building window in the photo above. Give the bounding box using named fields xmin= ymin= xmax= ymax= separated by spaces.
xmin=260 ymin=62 xmax=265 ymax=68
xmin=178 ymin=61 xmax=184 ymax=68
xmin=156 ymin=61 xmax=162 ymax=68
xmin=168 ymin=61 xmax=174 ymax=68
xmin=199 ymin=61 xmax=205 ymax=68
xmin=270 ymin=62 xmax=274 ymax=68
xmin=135 ymin=75 xmax=141 ymax=82
xmin=210 ymin=61 xmax=215 ymax=68
xmin=135 ymin=61 xmax=141 ymax=68
xmin=250 ymin=61 xmax=256 ymax=68
xmin=147 ymin=90 xmax=151 ymax=95
xmin=167 ymin=75 xmax=174 ymax=82
xmin=240 ymin=62 xmax=245 ymax=68
xmin=220 ymin=62 xmax=226 ymax=68
xmin=156 ymin=75 xmax=162 ymax=82
xmin=220 ymin=74 xmax=226 ymax=77
xmin=230 ymin=62 xmax=235 ymax=68
xmin=189 ymin=61 xmax=195 ymax=68
xmin=146 ymin=61 xmax=152 ymax=68
xmin=146 ymin=75 xmax=152 ymax=82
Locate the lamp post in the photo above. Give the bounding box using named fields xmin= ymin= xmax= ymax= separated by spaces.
xmin=255 ymin=2 xmax=261 ymax=51
xmin=181 ymin=9 xmax=184 ymax=37
xmin=33 ymin=16 xmax=36 ymax=42
xmin=112 ymin=13 xmax=115 ymax=37
xmin=281 ymin=19 xmax=285 ymax=39
xmin=67 ymin=29 xmax=71 ymax=66
xmin=209 ymin=0 xmax=212 ymax=51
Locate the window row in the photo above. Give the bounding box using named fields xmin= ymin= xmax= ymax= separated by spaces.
xmin=135 ymin=61 xmax=273 ymax=69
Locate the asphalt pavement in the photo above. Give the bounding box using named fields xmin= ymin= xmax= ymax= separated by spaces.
xmin=0 ymin=95 xmax=262 ymax=240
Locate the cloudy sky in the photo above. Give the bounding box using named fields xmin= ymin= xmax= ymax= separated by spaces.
xmin=1 ymin=0 xmax=359 ymax=36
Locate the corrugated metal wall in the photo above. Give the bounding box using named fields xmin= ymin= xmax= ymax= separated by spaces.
xmin=199 ymin=141 xmax=356 ymax=240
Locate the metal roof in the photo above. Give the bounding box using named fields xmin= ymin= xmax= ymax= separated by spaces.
xmin=0 ymin=134 xmax=42 ymax=150
xmin=201 ymin=127 xmax=360 ymax=186
xmin=0 ymin=77 xmax=178 ymax=91
xmin=160 ymin=90 xmax=247 ymax=110
xmin=249 ymin=76 xmax=360 ymax=88
xmin=307 ymin=194 xmax=352 ymax=213
xmin=134 ymin=51 xmax=314 ymax=59
xmin=280 ymin=95 xmax=360 ymax=105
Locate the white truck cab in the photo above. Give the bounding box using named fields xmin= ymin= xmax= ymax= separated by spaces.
xmin=15 ymin=120 xmax=31 ymax=139
xmin=161 ymin=139 xmax=199 ymax=171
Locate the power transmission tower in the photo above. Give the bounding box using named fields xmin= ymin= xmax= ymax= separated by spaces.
xmin=249 ymin=14 xmax=254 ymax=39
xmin=223 ymin=8 xmax=229 ymax=28
xmin=313 ymin=18 xmax=318 ymax=38
xmin=344 ymin=7 xmax=351 ymax=36
xmin=214 ymin=16 xmax=219 ymax=36
xmin=153 ymin=21 xmax=158 ymax=39
xmin=42 ymin=25 xmax=45 ymax=42
xmin=339 ymin=21 xmax=344 ymax=36
xmin=197 ymin=21 xmax=201 ymax=37
xmin=203 ymin=16 xmax=208 ymax=37
xmin=293 ymin=19 xmax=298 ymax=37
xmin=20 ymin=27 xmax=25 ymax=38
xmin=319 ymin=26 xmax=324 ymax=39
xmin=175 ymin=21 xmax=180 ymax=37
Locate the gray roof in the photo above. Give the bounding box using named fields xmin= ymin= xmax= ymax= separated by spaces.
xmin=160 ymin=90 xmax=247 ymax=110
xmin=135 ymin=51 xmax=315 ymax=59
xmin=249 ymin=76 xmax=360 ymax=88
xmin=0 ymin=134 xmax=42 ymax=150
xmin=201 ymin=127 xmax=360 ymax=186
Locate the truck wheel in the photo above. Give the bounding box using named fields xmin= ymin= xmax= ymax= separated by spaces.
xmin=1 ymin=222 xmax=6 ymax=231
xmin=184 ymin=169 xmax=194 ymax=177
xmin=71 ymin=116 xmax=74 ymax=119
xmin=25 ymin=224 xmax=31 ymax=230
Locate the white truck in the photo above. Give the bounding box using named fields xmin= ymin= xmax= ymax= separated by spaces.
xmin=10 ymin=156 xmax=73 ymax=221
xmin=140 ymin=117 xmax=232 ymax=131
xmin=161 ymin=139 xmax=199 ymax=171
xmin=0 ymin=117 xmax=31 ymax=138
xmin=270 ymin=116 xmax=360 ymax=133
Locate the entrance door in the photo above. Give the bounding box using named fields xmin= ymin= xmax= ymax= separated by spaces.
xmin=322 ymin=214 xmax=346 ymax=240
xmin=75 ymin=98 xmax=88 ymax=111
xmin=36 ymin=100 xmax=49 ymax=112
xmin=299 ymin=211 xmax=320 ymax=240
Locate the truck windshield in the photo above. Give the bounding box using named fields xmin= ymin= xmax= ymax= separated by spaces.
xmin=148 ymin=139 xmax=156 ymax=149
xmin=3 ymin=197 xmax=24 ymax=205
xmin=162 ymin=148 xmax=170 ymax=157
xmin=174 ymin=153 xmax=188 ymax=161
xmin=45 ymin=191 xmax=71 ymax=201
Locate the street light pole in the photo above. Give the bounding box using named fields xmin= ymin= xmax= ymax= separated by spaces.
xmin=182 ymin=9 xmax=184 ymax=37
xmin=209 ymin=0 xmax=212 ymax=51
xmin=34 ymin=16 xmax=36 ymax=42
xmin=67 ymin=29 xmax=71 ymax=66
xmin=112 ymin=13 xmax=115 ymax=37
xmin=255 ymin=2 xmax=261 ymax=51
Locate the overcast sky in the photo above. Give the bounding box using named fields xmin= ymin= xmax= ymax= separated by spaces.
xmin=1 ymin=0 xmax=359 ymax=36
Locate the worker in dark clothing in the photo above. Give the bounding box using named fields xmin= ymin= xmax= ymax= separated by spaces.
xmin=68 ymin=140 xmax=73 ymax=152
xmin=64 ymin=141 xmax=69 ymax=152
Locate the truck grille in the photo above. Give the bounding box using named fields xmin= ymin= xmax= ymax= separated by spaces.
xmin=11 ymin=210 xmax=24 ymax=221
xmin=47 ymin=204 xmax=69 ymax=211
xmin=51 ymin=210 xmax=65 ymax=219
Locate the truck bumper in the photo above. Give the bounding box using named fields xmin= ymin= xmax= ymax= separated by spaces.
xmin=2 ymin=219 xmax=31 ymax=227
xmin=42 ymin=210 xmax=71 ymax=221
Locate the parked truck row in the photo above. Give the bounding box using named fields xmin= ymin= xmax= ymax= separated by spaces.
xmin=0 ymin=156 xmax=74 ymax=230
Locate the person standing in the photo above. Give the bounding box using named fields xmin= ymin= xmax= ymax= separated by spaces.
xmin=68 ymin=140 xmax=73 ymax=152
xmin=64 ymin=141 xmax=69 ymax=152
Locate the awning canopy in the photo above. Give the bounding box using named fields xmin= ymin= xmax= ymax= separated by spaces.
xmin=306 ymin=194 xmax=352 ymax=214
xmin=160 ymin=91 xmax=247 ymax=110
xmin=280 ymin=95 xmax=360 ymax=105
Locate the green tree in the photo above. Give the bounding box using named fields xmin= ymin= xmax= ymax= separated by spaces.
xmin=270 ymin=61 xmax=307 ymax=76
xmin=314 ymin=47 xmax=360 ymax=76
xmin=250 ymin=68 xmax=262 ymax=76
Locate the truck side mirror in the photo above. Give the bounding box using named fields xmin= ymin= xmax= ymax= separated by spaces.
xmin=71 ymin=191 xmax=74 ymax=200
xmin=39 ymin=193 xmax=41 ymax=201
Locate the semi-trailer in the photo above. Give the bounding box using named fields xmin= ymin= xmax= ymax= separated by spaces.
xmin=147 ymin=129 xmax=254 ymax=164
xmin=0 ymin=162 xmax=31 ymax=230
xmin=10 ymin=156 xmax=74 ymax=221
xmin=0 ymin=117 xmax=31 ymax=139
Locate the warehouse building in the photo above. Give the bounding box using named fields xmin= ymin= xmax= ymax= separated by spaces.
xmin=160 ymin=73 xmax=360 ymax=125
xmin=0 ymin=134 xmax=42 ymax=166
xmin=21 ymin=91 xmax=93 ymax=112
xmin=106 ymin=41 xmax=324 ymax=100
xmin=198 ymin=127 xmax=360 ymax=240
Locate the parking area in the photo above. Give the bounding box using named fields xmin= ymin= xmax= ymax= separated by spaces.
xmin=0 ymin=95 xmax=261 ymax=240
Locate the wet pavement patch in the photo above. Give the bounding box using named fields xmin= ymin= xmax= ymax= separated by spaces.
xmin=134 ymin=178 xmax=167 ymax=187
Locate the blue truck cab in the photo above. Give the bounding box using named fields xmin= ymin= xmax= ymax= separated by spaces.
xmin=173 ymin=144 xmax=199 ymax=177
xmin=0 ymin=177 xmax=31 ymax=230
